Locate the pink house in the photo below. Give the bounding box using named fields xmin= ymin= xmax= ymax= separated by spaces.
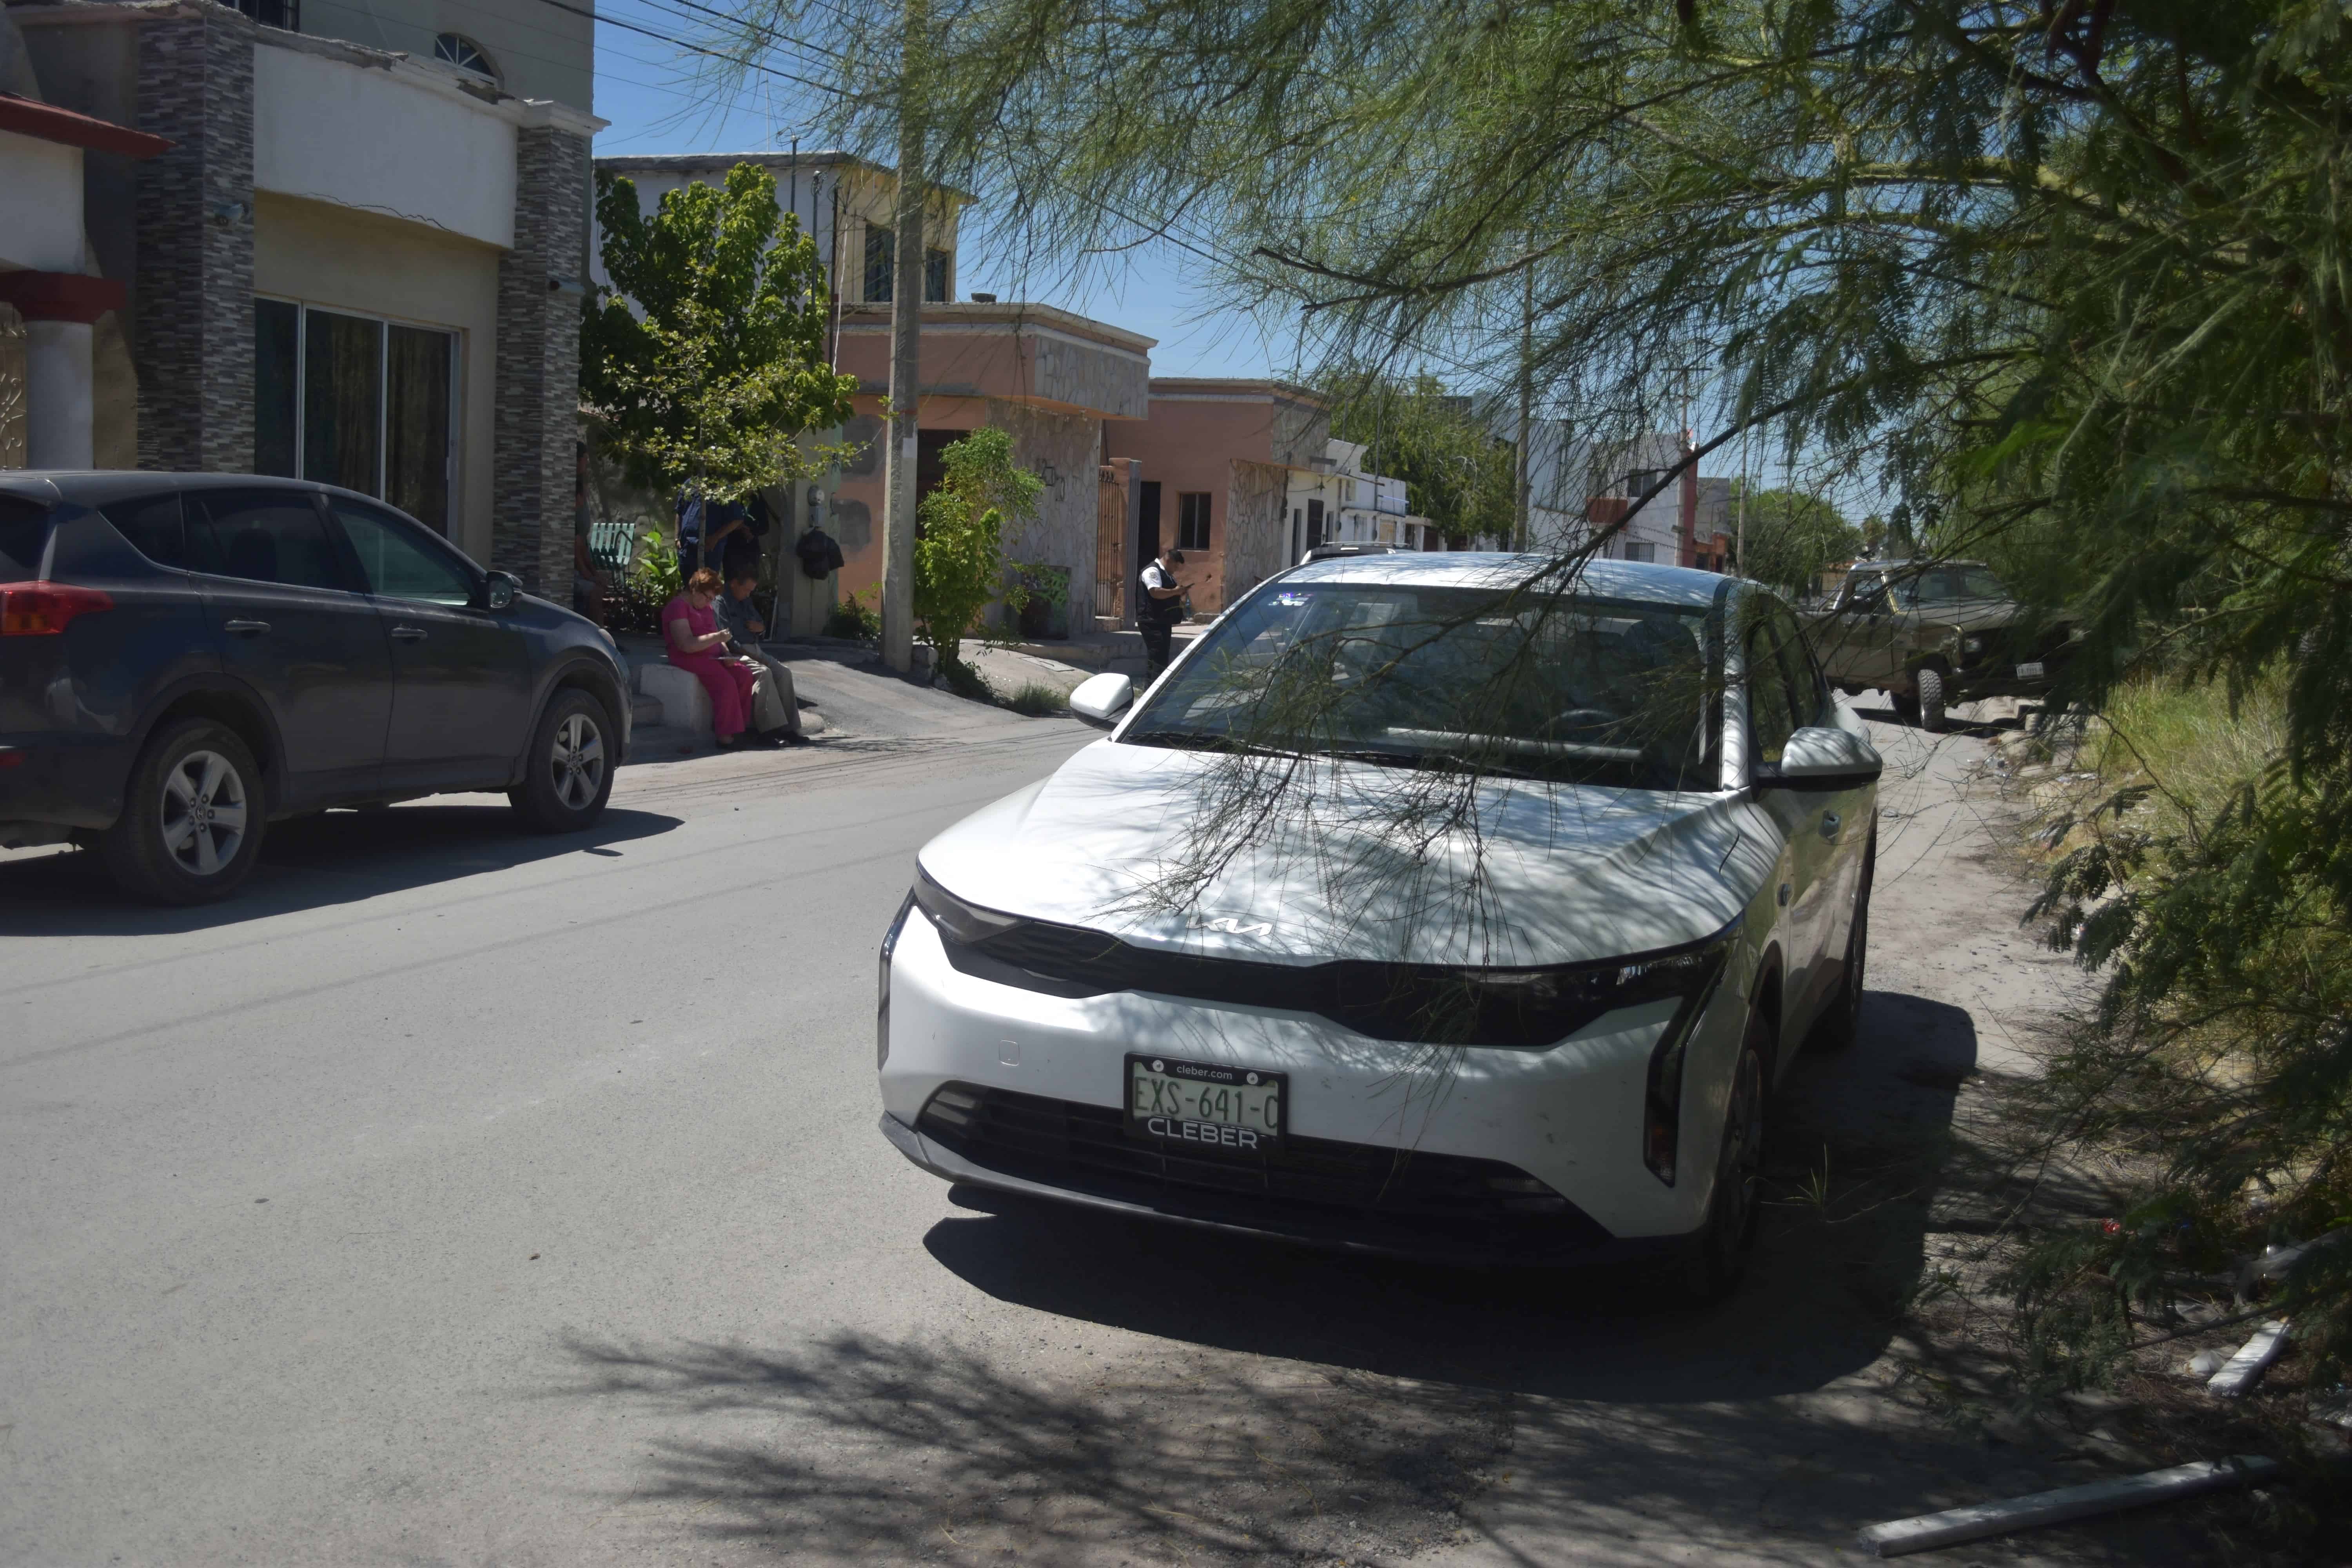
xmin=1104 ymin=379 xmax=1331 ymax=617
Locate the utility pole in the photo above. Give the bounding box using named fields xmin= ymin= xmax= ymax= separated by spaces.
xmin=1514 ymin=257 xmax=1533 ymax=552
xmin=1734 ymin=425 xmax=1748 ymax=578
xmin=879 ymin=0 xmax=927 ymax=674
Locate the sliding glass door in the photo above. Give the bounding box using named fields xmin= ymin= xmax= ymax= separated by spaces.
xmin=253 ymin=299 xmax=456 ymax=536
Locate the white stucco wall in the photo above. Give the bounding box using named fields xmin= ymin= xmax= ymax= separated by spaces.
xmin=0 ymin=129 xmax=85 ymax=273
xmin=252 ymin=45 xmax=517 ymax=250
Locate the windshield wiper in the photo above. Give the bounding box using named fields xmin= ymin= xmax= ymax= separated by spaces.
xmin=1319 ymin=747 xmax=1555 ymax=782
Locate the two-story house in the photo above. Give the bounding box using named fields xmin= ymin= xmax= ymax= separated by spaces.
xmin=3 ymin=0 xmax=602 ymax=592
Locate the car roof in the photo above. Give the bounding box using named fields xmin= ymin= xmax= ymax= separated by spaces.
xmin=1847 ymin=557 xmax=1989 ymax=572
xmin=0 ymin=470 xmax=338 ymax=505
xmin=1280 ymin=551 xmax=1740 ymax=611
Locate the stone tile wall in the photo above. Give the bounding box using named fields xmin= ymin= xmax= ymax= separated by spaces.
xmin=492 ymin=123 xmax=590 ymax=594
xmin=134 ymin=5 xmax=257 ymax=473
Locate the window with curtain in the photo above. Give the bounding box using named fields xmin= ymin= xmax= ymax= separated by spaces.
xmin=304 ymin=309 xmax=381 ymax=496
xmin=864 ymin=226 xmax=895 ymax=303
xmin=386 ymin=327 xmax=452 ymax=535
xmin=252 ymin=299 xmax=457 ymax=535
xmin=1178 ymin=492 xmax=1212 ymax=551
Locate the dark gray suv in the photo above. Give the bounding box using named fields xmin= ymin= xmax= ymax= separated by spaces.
xmin=0 ymin=472 xmax=630 ymax=904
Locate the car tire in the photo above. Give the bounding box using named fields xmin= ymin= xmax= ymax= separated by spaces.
xmin=1808 ymin=831 xmax=1875 ymax=1053
xmin=1890 ymin=688 xmax=1920 ymax=723
xmin=1916 ymin=666 xmax=1949 ymax=732
xmin=509 ymin=688 xmax=615 ymax=833
xmin=1674 ymin=1013 xmax=1769 ymax=1306
xmin=100 ymin=717 xmax=267 ymax=905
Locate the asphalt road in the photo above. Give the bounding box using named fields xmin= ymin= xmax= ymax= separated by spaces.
xmin=0 ymin=674 xmax=2189 ymax=1566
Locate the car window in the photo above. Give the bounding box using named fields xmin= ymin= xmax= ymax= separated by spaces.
xmin=1770 ymin=605 xmax=1831 ymax=727
xmin=0 ymin=494 xmax=52 ymax=577
xmin=328 ymin=499 xmax=475 ymax=606
xmin=189 ymin=491 xmax=351 ymax=592
xmin=1745 ymin=622 xmax=1799 ymax=768
xmin=1906 ymin=564 xmax=2009 ymax=604
xmin=1122 ymin=581 xmax=1718 ymax=791
xmin=1844 ymin=573 xmax=1887 ymax=613
xmin=101 ymin=493 xmax=187 ymax=569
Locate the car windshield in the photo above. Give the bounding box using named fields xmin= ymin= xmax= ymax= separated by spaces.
xmin=1895 ymin=564 xmax=2009 ymax=605
xmin=1121 ymin=580 xmax=1719 ymax=790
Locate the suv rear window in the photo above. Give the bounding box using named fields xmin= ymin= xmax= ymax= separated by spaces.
xmin=0 ymin=495 xmax=53 ymax=577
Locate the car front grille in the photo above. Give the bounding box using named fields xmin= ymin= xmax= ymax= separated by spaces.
xmin=940 ymin=920 xmax=1715 ymax=1049
xmin=915 ymin=1082 xmax=1616 ymax=1262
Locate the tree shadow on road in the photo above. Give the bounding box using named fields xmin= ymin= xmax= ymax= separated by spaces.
xmin=0 ymin=804 xmax=682 ymax=936
xmin=538 ymin=989 xmax=2216 ymax=1566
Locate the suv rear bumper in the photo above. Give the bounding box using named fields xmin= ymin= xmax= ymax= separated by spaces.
xmin=0 ymin=733 xmax=131 ymax=832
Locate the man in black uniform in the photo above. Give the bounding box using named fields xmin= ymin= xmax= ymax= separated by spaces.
xmin=1137 ymin=546 xmax=1190 ymax=678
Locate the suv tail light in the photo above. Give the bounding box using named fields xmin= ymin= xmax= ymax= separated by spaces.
xmin=0 ymin=582 xmax=113 ymax=636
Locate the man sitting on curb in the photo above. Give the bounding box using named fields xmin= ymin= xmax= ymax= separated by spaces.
xmin=715 ymin=571 xmax=807 ymax=744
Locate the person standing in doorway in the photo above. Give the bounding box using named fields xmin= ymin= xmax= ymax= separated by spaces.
xmin=1138 ymin=546 xmax=1190 ymax=679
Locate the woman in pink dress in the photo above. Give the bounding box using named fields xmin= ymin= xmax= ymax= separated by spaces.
xmin=664 ymin=568 xmax=759 ymax=747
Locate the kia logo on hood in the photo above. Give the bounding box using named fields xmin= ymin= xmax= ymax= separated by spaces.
xmin=1188 ymin=913 xmax=1273 ymax=938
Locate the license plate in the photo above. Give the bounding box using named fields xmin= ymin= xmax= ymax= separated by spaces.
xmin=2016 ymin=661 xmax=2045 ymax=679
xmin=1125 ymin=1054 xmax=1286 ymax=1152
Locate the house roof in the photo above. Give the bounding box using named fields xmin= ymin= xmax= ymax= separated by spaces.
xmin=1147 ymin=377 xmax=1325 ymax=407
xmin=594 ymin=151 xmax=975 ymax=204
xmin=0 ymin=92 xmax=172 ymax=159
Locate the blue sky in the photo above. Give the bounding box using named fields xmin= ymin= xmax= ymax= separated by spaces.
xmin=589 ymin=9 xmax=1284 ymax=380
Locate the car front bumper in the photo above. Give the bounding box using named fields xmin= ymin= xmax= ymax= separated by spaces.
xmin=877 ymin=911 xmax=1746 ymax=1263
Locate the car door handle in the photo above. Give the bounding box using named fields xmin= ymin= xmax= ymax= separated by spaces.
xmin=1820 ymin=811 xmax=1841 ymax=841
xmin=223 ymin=619 xmax=270 ymax=637
xmin=389 ymin=625 xmax=427 ymax=642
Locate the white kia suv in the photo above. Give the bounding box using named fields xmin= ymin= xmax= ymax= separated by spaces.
xmin=876 ymin=554 xmax=1880 ymax=1299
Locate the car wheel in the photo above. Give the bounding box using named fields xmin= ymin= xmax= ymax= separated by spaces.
xmin=509 ymin=688 xmax=615 ymax=833
xmin=1890 ymin=687 xmax=1920 ymax=723
xmin=1916 ymin=666 xmax=1949 ymax=732
xmin=1809 ymin=833 xmax=1874 ymax=1053
xmin=100 ymin=717 xmax=267 ymax=905
xmin=1674 ymin=1015 xmax=1769 ymax=1305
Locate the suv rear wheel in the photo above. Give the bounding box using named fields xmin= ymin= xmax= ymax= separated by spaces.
xmin=510 ymin=688 xmax=614 ymax=833
xmin=101 ymin=717 xmax=267 ymax=904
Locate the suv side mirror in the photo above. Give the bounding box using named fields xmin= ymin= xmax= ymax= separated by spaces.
xmin=1069 ymin=671 xmax=1134 ymax=726
xmin=1757 ymin=725 xmax=1882 ymax=789
xmin=482 ymin=571 xmax=519 ymax=612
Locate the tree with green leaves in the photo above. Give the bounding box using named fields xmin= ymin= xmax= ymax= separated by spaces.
xmin=1729 ymin=485 xmax=1860 ymax=600
xmin=912 ymin=426 xmax=1044 ymax=674
xmin=711 ymin=0 xmax=2352 ymax=1374
xmin=1322 ymin=372 xmax=1516 ymax=545
xmin=582 ymin=162 xmax=857 ymax=511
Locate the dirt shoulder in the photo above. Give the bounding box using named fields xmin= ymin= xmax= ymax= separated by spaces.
xmin=1412 ymin=700 xmax=2325 ymax=1568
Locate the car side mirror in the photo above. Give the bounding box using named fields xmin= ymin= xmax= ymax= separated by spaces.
xmin=1069 ymin=671 xmax=1134 ymax=726
xmin=1758 ymin=725 xmax=1882 ymax=789
xmin=482 ymin=571 xmax=519 ymax=612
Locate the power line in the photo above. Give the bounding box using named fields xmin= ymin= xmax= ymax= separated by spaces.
xmin=521 ymin=0 xmax=882 ymax=106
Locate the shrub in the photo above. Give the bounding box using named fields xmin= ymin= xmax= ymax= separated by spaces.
xmin=913 ymin=427 xmax=1044 ymax=672
xmin=824 ymin=589 xmax=881 ymax=642
xmin=1005 ymin=681 xmax=1068 ymax=716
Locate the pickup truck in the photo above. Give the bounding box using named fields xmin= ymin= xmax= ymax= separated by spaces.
xmin=1798 ymin=559 xmax=2075 ymax=731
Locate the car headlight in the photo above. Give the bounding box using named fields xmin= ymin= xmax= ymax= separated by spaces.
xmin=914 ymin=868 xmax=1026 ymax=945
xmin=1636 ymin=922 xmax=1740 ymax=1187
xmin=877 ymin=891 xmax=915 ymax=1067
xmin=1962 ymin=635 xmax=1985 ymax=655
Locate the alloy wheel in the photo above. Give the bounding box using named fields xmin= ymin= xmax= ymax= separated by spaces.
xmin=159 ymin=749 xmax=249 ymax=877
xmin=1710 ymin=1047 xmax=1765 ymax=1270
xmin=549 ymin=712 xmax=606 ymax=811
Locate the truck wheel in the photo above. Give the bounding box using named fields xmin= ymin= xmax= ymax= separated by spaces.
xmin=509 ymin=688 xmax=615 ymax=833
xmin=1916 ymin=667 xmax=1949 ymax=732
xmin=100 ymin=717 xmax=268 ymax=905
